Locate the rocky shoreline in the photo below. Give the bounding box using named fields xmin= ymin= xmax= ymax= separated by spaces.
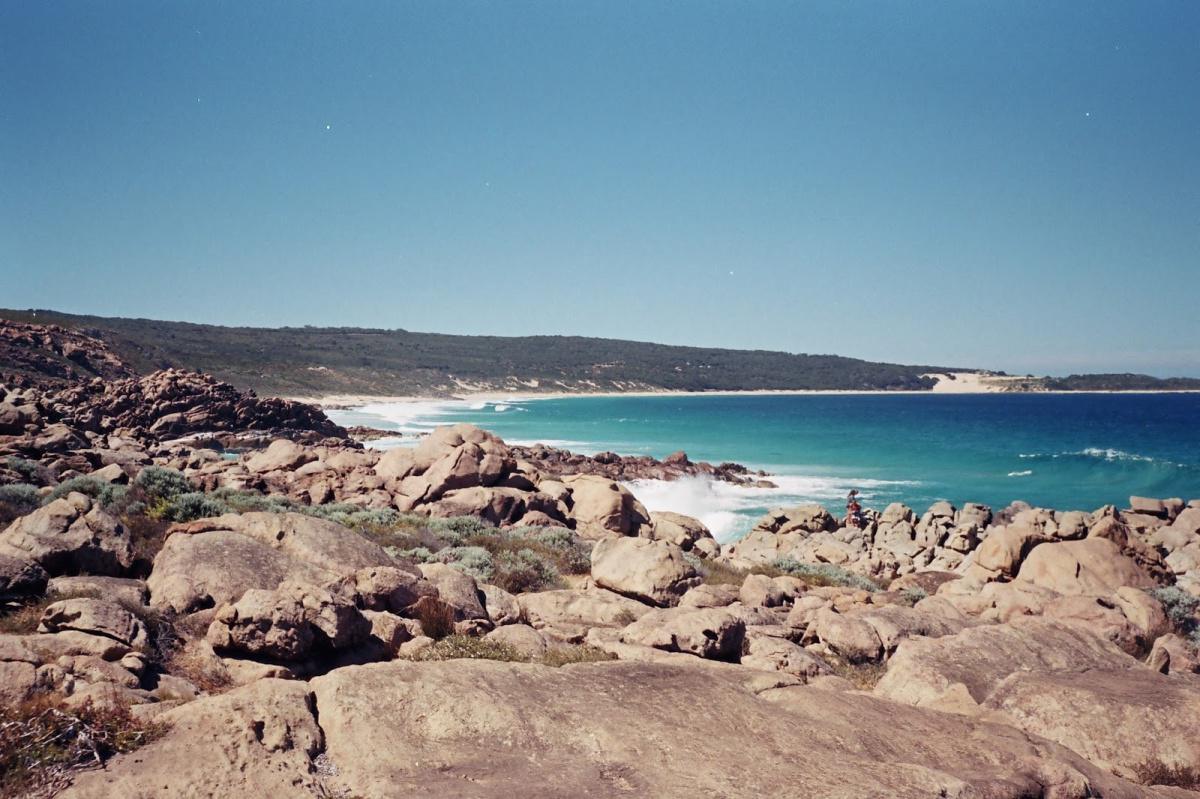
xmin=1 ymin=327 xmax=1199 ymax=797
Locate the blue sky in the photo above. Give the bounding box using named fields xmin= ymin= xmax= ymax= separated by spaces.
xmin=3 ymin=2 xmax=1198 ymax=376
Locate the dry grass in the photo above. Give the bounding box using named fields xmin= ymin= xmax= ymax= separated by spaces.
xmin=1132 ymin=758 xmax=1200 ymax=789
xmin=541 ymin=645 xmax=616 ymax=667
xmin=826 ymin=658 xmax=888 ymax=690
xmin=412 ymin=598 xmax=457 ymax=641
xmin=163 ymin=646 xmax=233 ymax=694
xmin=404 ymin=635 xmax=526 ymax=663
xmin=121 ymin=513 xmax=171 ymax=577
xmin=0 ymin=597 xmax=56 ymax=635
xmin=401 ymin=636 xmax=617 ymax=668
xmin=0 ymin=695 xmax=164 ymax=797
xmin=0 ymin=590 xmax=102 ymax=635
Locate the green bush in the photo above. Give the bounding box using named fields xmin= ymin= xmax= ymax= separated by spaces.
xmin=157 ymin=492 xmax=231 ymax=523
xmin=133 ymin=466 xmax=193 ymax=504
xmin=433 ymin=546 xmax=495 ymax=583
xmin=691 ymin=556 xmax=752 ymax=586
xmin=427 ymin=516 xmax=497 ymax=545
xmin=0 ymin=483 xmax=40 ymax=514
xmin=396 ymin=546 xmax=436 ymax=563
xmin=769 ymin=558 xmax=880 ymax=592
xmin=492 ymin=547 xmax=563 ymax=594
xmin=1148 ymin=587 xmax=1199 ymax=646
xmin=209 ymin=487 xmax=294 ymax=513
xmin=4 ymin=457 xmax=43 ymax=482
xmin=898 ymin=587 xmax=928 ymax=606
xmin=509 ymin=527 xmax=591 ymax=574
xmin=43 ymin=477 xmax=126 ymax=508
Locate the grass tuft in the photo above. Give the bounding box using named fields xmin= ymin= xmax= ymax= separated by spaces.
xmin=1131 ymin=758 xmax=1200 ymax=789
xmin=413 ymin=598 xmax=457 ymax=641
xmin=826 ymin=658 xmax=887 ymax=690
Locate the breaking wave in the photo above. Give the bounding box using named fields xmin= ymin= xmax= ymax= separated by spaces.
xmin=1018 ymin=447 xmax=1157 ymax=463
xmin=623 ymin=474 xmax=921 ymax=543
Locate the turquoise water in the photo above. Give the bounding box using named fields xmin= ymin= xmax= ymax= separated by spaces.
xmin=329 ymin=393 xmax=1200 ymax=541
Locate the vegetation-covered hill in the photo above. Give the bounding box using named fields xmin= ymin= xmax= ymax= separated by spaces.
xmin=1041 ymin=373 xmax=1200 ymax=391
xmin=1 ymin=309 xmax=952 ymax=396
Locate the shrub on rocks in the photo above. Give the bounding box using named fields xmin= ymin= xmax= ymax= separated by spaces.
xmin=1148 ymin=586 xmax=1200 ymax=647
xmin=403 ymin=634 xmax=617 ymax=667
xmin=133 ymin=466 xmax=193 ymax=505
xmin=770 ymin=558 xmax=879 ymax=592
xmin=540 ymin=644 xmax=617 ymax=667
xmin=391 ymin=520 xmax=587 ymax=594
xmin=404 ymin=634 xmax=527 ymax=663
xmin=158 ymin=491 xmax=230 ymax=523
xmin=0 ymin=483 xmax=40 ymax=524
xmin=44 ymin=476 xmax=126 ymax=508
xmin=4 ymin=456 xmax=44 ymax=483
xmin=430 ymin=546 xmax=495 ymax=582
xmin=0 ymin=595 xmax=61 ymax=634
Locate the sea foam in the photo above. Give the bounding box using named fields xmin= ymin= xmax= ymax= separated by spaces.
xmin=624 ymin=474 xmax=920 ymax=543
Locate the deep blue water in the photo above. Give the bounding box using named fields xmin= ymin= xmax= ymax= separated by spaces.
xmin=329 ymin=393 xmax=1200 ymax=541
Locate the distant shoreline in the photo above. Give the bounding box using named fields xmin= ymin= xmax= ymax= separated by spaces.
xmin=294 ymin=384 xmax=1200 ymax=410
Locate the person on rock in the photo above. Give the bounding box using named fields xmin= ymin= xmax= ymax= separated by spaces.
xmin=845 ymin=489 xmax=863 ymax=528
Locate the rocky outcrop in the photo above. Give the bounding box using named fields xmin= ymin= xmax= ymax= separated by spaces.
xmin=508 ymin=443 xmax=774 ymax=486
xmin=560 ymin=474 xmax=651 ymax=538
xmin=45 ymin=368 xmax=344 ymax=440
xmin=0 ymin=319 xmax=133 ymax=388
xmin=1015 ymin=538 xmax=1162 ymax=595
xmin=39 ymin=598 xmax=149 ymax=649
xmin=0 ymin=553 xmax=48 ymax=599
xmin=0 ymin=493 xmax=133 ymax=576
xmin=206 ymin=582 xmax=371 ymax=662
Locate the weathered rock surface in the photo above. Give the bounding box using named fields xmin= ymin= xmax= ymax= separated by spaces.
xmin=1015 ymin=538 xmax=1160 ymax=595
xmin=147 ymin=512 xmax=397 ymax=613
xmin=0 ymin=553 xmax=48 ymax=599
xmin=619 ymin=607 xmax=745 ymax=660
xmin=983 ymin=668 xmax=1200 ymax=779
xmin=39 ymin=598 xmax=148 ymax=649
xmin=0 ymin=493 xmax=133 ymax=576
xmin=61 ymin=660 xmax=1174 ymax=799
xmin=875 ymin=618 xmax=1141 ymax=712
xmin=518 ymin=588 xmax=651 ymax=637
xmin=646 ymin=511 xmax=717 ymax=552
xmin=562 ymin=474 xmax=651 ymax=538
xmin=590 ymin=536 xmax=700 ymax=607
xmin=60 ymin=678 xmax=322 ymax=798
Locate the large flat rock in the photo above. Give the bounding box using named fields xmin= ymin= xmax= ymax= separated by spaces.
xmin=63 ymin=660 xmax=1173 ymax=798
xmin=984 ymin=668 xmax=1200 ymax=779
xmin=875 ymin=617 xmax=1142 ymax=711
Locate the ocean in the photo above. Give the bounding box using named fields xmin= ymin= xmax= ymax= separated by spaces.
xmin=327 ymin=393 xmax=1200 ymax=542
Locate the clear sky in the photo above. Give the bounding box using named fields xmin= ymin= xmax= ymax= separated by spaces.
xmin=3 ymin=2 xmax=1198 ymax=376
